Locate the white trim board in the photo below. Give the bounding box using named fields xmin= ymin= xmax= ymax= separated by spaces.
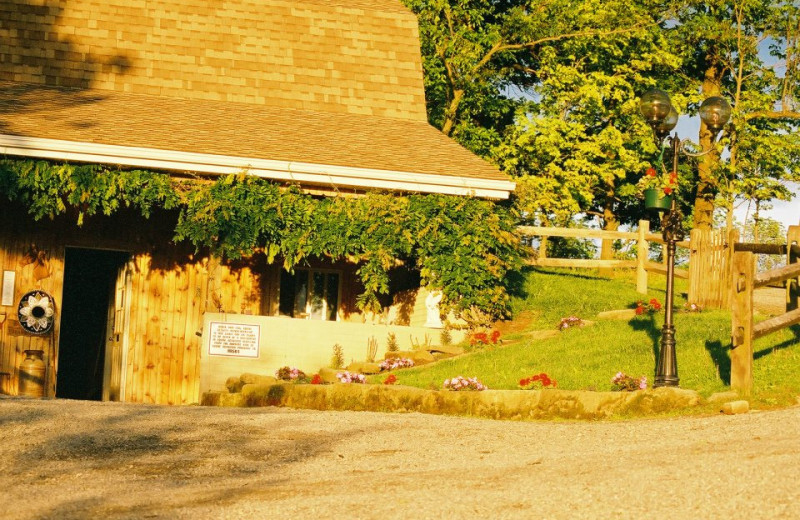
xmin=0 ymin=135 xmax=515 ymax=199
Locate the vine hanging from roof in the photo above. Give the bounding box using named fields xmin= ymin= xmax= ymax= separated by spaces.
xmin=0 ymin=159 xmax=523 ymax=319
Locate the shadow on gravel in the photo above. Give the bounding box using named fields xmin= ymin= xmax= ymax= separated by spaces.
xmin=0 ymin=399 xmax=54 ymax=427
xmin=5 ymin=403 xmax=376 ymax=518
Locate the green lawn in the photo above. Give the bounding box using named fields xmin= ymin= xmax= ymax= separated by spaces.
xmin=371 ymin=268 xmax=800 ymax=408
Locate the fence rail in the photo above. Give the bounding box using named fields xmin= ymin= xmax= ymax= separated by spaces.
xmin=730 ymin=225 xmax=800 ymax=394
xmin=518 ymin=220 xmax=688 ymax=295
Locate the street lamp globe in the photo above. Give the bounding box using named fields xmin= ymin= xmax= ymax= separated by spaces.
xmin=699 ymin=96 xmax=732 ymax=133
xmin=655 ymin=105 xmax=679 ymax=139
xmin=640 ymin=89 xmax=672 ymax=125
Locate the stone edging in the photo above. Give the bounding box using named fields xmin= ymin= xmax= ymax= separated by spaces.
xmin=202 ymin=383 xmax=703 ymax=420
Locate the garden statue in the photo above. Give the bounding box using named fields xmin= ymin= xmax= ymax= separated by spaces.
xmin=424 ymin=290 xmax=443 ymax=328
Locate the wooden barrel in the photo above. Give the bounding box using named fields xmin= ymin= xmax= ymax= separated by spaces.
xmin=18 ymin=350 xmax=46 ymax=397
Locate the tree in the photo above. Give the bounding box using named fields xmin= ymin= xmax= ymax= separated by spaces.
xmin=401 ymin=0 xmax=663 ymax=155
xmin=673 ymin=0 xmax=800 ymax=230
xmin=493 ymin=10 xmax=681 ymax=233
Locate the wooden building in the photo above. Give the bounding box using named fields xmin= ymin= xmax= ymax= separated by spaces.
xmin=0 ymin=0 xmax=514 ymax=403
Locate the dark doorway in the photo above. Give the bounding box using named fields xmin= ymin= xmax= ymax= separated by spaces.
xmin=57 ymin=248 xmax=128 ymax=400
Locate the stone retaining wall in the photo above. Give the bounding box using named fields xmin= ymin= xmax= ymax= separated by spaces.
xmin=202 ymin=383 xmax=703 ymax=420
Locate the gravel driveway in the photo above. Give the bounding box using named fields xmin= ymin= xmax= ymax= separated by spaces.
xmin=2 ymin=397 xmax=799 ymax=519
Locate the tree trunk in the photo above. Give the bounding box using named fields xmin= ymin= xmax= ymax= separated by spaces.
xmin=753 ymin=200 xmax=761 ymax=244
xmin=599 ymin=189 xmax=618 ymax=278
xmin=441 ymin=89 xmax=464 ymax=137
xmin=693 ymin=66 xmax=723 ymax=230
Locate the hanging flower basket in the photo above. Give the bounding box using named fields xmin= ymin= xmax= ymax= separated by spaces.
xmin=17 ymin=290 xmax=55 ymax=335
xmin=644 ymin=188 xmax=673 ymax=212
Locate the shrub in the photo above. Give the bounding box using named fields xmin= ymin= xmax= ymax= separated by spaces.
xmin=386 ymin=332 xmax=399 ymax=353
xmin=331 ymin=343 xmax=345 ymax=369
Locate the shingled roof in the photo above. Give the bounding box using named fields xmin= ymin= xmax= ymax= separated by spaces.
xmin=0 ymin=0 xmax=514 ymax=198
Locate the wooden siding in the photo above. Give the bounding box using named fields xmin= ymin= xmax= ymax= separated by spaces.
xmin=0 ymin=204 xmax=375 ymax=404
xmin=0 ymin=221 xmax=65 ymax=396
xmin=0 ymin=205 xmax=268 ymax=404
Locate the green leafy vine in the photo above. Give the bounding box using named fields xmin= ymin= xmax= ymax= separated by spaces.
xmin=0 ymin=159 xmax=523 ymax=319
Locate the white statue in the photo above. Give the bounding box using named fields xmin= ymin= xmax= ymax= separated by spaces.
xmin=424 ymin=290 xmax=443 ymax=329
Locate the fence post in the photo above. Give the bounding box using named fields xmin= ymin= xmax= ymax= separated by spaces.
xmin=636 ymin=219 xmax=649 ymax=294
xmin=688 ymin=228 xmax=703 ymax=306
xmin=721 ymin=228 xmax=739 ymax=308
xmin=788 ymin=226 xmax=799 ymax=313
xmin=730 ymin=251 xmax=754 ymax=395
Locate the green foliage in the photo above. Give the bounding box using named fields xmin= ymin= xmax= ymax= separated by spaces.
xmin=494 ymin=3 xmax=680 ymax=227
xmin=404 ymin=0 xmax=799 ymax=232
xmin=0 ymin=159 xmax=178 ymax=224
xmin=0 ymin=159 xmax=523 ymax=319
xmin=546 ymin=236 xmax=597 ymax=259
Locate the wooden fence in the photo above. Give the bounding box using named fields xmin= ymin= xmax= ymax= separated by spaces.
xmin=517 ymin=219 xmax=689 ymax=295
xmin=688 ymin=228 xmax=739 ymax=309
xmin=730 ymin=226 xmax=800 ymax=394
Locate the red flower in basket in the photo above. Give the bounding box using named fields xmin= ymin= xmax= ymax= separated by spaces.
xmin=639 ymin=166 xmax=678 ymax=196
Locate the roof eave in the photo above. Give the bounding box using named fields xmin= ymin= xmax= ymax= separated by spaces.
xmin=0 ymin=135 xmax=515 ymax=200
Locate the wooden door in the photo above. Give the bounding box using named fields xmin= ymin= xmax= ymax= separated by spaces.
xmin=102 ymin=261 xmax=130 ymax=401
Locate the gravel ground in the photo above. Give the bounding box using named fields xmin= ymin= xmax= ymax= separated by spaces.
xmin=2 ymin=397 xmax=800 ymax=519
xmin=754 ymin=287 xmax=791 ymax=316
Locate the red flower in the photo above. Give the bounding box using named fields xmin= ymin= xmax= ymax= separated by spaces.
xmin=646 ymin=167 xmax=657 ymax=177
xmin=635 ymin=306 xmax=644 ymax=315
xmin=490 ymin=330 xmax=501 ymax=343
xmin=663 ymin=187 xmax=673 ymax=195
xmin=383 ymin=374 xmax=397 ymax=385
xmin=472 ymin=332 xmax=489 ymax=345
xmin=310 ymin=374 xmax=323 ymax=385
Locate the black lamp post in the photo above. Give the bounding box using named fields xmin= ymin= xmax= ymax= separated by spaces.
xmin=639 ymin=89 xmax=731 ymax=388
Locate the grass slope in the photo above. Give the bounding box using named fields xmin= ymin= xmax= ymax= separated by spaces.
xmin=376 ymin=268 xmax=800 ymax=408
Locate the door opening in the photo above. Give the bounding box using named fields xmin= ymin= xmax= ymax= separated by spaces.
xmin=57 ymin=248 xmax=128 ymax=400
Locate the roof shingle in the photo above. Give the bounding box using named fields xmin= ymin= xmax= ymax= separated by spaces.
xmin=0 ymin=0 xmax=426 ymax=120
xmin=0 ymin=81 xmax=507 ymax=181
xmin=0 ymin=0 xmax=511 ymax=188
